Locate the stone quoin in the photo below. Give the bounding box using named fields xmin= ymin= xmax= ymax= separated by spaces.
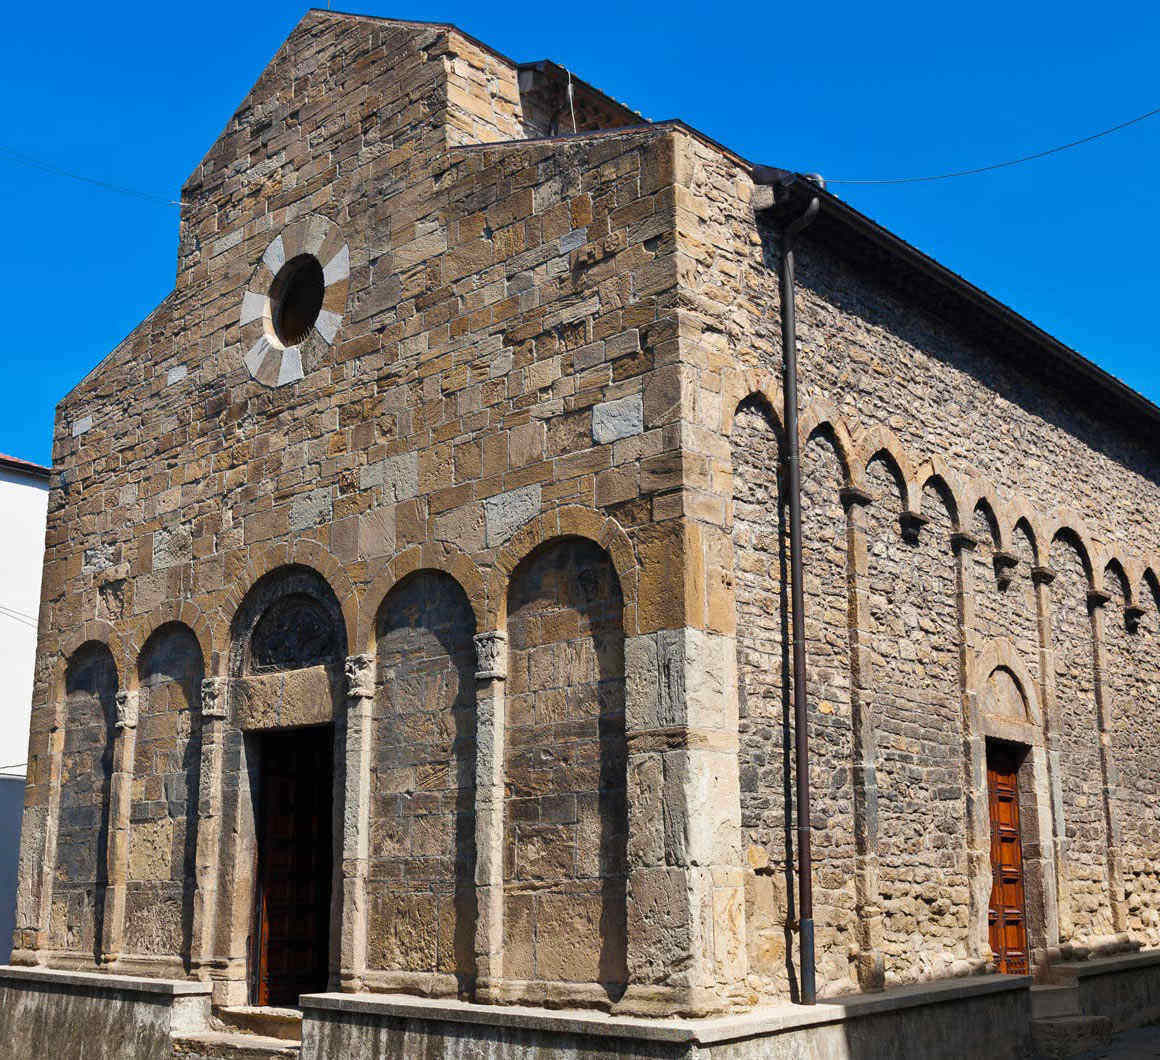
xmin=6 ymin=9 xmax=1160 ymax=1059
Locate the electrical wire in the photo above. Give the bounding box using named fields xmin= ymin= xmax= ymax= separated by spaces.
xmin=825 ymin=104 xmax=1160 ymax=185
xmin=0 ymin=145 xmax=179 ymax=206
xmin=0 ymin=763 xmax=27 ymax=774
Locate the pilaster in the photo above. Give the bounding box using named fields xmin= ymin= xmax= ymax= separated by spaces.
xmin=841 ymin=485 xmax=884 ymax=989
xmin=1087 ymin=589 xmax=1127 ymax=933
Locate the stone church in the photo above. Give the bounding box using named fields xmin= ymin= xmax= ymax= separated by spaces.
xmin=3 ymin=9 xmax=1160 ymax=1058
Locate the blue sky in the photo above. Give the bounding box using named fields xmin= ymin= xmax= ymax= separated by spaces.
xmin=2 ymin=1 xmax=1158 ymax=466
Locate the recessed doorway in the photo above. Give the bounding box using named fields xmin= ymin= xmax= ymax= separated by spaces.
xmin=986 ymin=741 xmax=1029 ymax=975
xmin=252 ymin=725 xmax=333 ymax=1006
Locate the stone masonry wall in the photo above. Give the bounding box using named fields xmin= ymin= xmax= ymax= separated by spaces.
xmin=369 ymin=570 xmax=477 ymax=986
xmin=124 ymin=624 xmax=203 ymax=962
xmin=677 ymin=126 xmax=1160 ymax=994
xmin=19 ymin=7 xmax=1160 ymax=1018
xmin=18 ymin=10 xmax=742 ymax=1017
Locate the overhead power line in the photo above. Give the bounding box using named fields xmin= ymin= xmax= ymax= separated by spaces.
xmin=826 ymin=103 xmax=1160 ymax=185
xmin=0 ymin=146 xmax=179 ymax=206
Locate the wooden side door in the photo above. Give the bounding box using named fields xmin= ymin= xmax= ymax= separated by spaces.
xmin=987 ymin=743 xmax=1029 ymax=975
xmin=254 ymin=726 xmax=333 ymax=1007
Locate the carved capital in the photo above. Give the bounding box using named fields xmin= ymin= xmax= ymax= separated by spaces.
xmin=345 ymin=653 xmax=375 ymax=700
xmin=839 ymin=485 xmax=873 ymax=511
xmin=474 ymin=631 xmax=508 ymax=681
xmin=950 ymin=531 xmax=978 ymax=554
xmin=1087 ymin=587 xmax=1112 ymax=612
xmin=201 ymin=677 xmax=229 ymax=719
xmin=899 ymin=510 xmax=929 ymax=545
xmin=1125 ymin=604 xmax=1146 ymax=634
xmin=992 ymin=549 xmax=1019 ymax=589
xmin=114 ymin=690 xmax=138 ymax=731
xmin=1031 ymin=565 xmax=1057 ymax=587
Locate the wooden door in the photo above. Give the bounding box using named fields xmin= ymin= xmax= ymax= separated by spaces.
xmin=254 ymin=726 xmax=333 ymax=1007
xmin=987 ymin=744 xmax=1029 ymax=975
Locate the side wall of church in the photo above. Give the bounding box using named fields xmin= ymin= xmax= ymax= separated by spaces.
xmin=676 ymin=129 xmax=1160 ymax=995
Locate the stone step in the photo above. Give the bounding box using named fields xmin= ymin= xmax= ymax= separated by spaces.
xmin=1031 ymin=1014 xmax=1114 ymax=1059
xmin=171 ymin=1031 xmax=300 ymax=1059
xmin=218 ymin=1005 xmax=303 ymax=1041
xmin=1032 ymin=983 xmax=1080 ymax=1019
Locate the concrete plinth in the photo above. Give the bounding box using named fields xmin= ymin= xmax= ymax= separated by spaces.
xmin=0 ymin=965 xmax=211 ymax=1060
xmin=300 ymin=974 xmax=1032 ymax=1059
xmin=1049 ymin=950 xmax=1160 ymax=1033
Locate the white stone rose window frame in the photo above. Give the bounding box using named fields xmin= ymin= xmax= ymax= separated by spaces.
xmin=239 ymin=215 xmax=350 ymax=387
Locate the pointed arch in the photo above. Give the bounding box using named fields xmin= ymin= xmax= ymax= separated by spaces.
xmin=856 ymin=425 xmax=913 ymax=511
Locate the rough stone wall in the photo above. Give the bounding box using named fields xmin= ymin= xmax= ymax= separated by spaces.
xmin=124 ymin=625 xmax=204 ymax=959
xmin=1051 ymin=536 xmax=1113 ymax=940
xmin=730 ymin=401 xmax=791 ymax=990
xmin=52 ymin=643 xmax=117 ymax=956
xmin=503 ymin=538 xmax=627 ymax=992
xmin=732 ymin=403 xmax=860 ymax=999
xmin=866 ymin=465 xmax=968 ymax=983
xmin=369 ymin=571 xmax=477 ymax=984
xmin=1103 ymin=568 xmax=1160 ymax=945
xmin=677 ymin=125 xmax=1160 ymax=990
xmin=20 ymin=9 xmax=721 ymax=1013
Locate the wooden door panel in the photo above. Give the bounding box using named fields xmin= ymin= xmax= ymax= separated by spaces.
xmin=254 ymin=726 xmax=333 ymax=1007
xmin=987 ymin=745 xmax=1029 ymax=975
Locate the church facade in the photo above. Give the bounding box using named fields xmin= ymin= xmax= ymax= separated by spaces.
xmin=4 ymin=10 xmax=1160 ymax=1058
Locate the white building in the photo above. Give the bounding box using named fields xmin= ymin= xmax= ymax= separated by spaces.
xmin=0 ymin=454 xmax=49 ymax=962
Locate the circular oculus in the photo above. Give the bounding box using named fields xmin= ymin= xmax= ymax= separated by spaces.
xmin=239 ymin=215 xmax=350 ymax=387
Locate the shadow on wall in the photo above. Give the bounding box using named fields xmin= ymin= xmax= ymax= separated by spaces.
xmin=0 ymin=775 xmax=23 ymax=964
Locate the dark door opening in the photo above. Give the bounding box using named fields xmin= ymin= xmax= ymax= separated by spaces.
xmin=987 ymin=742 xmax=1029 ymax=975
xmin=253 ymin=725 xmax=333 ymax=1007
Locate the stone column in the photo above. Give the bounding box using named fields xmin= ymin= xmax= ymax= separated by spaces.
xmin=1032 ymin=564 xmax=1070 ymax=942
xmin=101 ymin=689 xmax=138 ymax=965
xmin=191 ymin=677 xmax=228 ymax=979
xmin=841 ymin=486 xmax=884 ymax=989
xmin=951 ymin=530 xmax=992 ymax=963
xmin=472 ymin=630 xmax=507 ymax=1001
xmin=1087 ymin=588 xmax=1127 ymax=933
xmin=338 ymin=653 xmax=374 ymax=992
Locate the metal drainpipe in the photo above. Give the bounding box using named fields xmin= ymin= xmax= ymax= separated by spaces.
xmin=754 ymin=168 xmax=821 ymax=1003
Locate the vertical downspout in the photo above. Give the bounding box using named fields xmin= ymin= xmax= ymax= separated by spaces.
xmin=755 ymin=168 xmax=821 ymax=1003
xmin=781 ymin=194 xmax=820 ymax=1004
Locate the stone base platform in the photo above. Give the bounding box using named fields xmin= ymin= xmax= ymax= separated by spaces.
xmin=0 ymin=965 xmax=212 ymax=1059
xmin=300 ymin=975 xmax=1032 ymax=1059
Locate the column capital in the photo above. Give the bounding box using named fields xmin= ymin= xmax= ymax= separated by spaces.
xmin=114 ymin=690 xmax=138 ymax=730
xmin=474 ymin=631 xmax=508 ymax=681
xmin=201 ymin=677 xmax=229 ymax=719
xmin=345 ymin=653 xmax=375 ymax=699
